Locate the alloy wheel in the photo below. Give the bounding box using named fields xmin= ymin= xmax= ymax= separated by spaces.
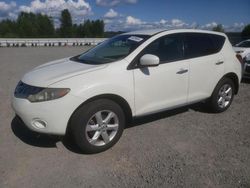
xmin=85 ymin=110 xmax=119 ymax=146
xmin=217 ymin=84 xmax=233 ymax=109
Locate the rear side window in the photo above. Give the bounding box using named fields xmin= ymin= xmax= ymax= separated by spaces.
xmin=210 ymin=34 xmax=226 ymax=52
xmin=184 ymin=33 xmax=225 ymax=59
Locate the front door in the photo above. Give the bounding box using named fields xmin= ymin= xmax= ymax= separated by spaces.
xmin=133 ymin=33 xmax=189 ymax=116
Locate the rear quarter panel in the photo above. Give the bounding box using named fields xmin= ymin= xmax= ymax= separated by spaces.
xmin=223 ymin=38 xmax=242 ymax=83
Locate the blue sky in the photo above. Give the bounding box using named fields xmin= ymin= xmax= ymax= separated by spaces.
xmin=0 ymin=0 xmax=249 ymax=31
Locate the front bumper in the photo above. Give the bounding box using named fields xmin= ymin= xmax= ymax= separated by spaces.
xmin=11 ymin=94 xmax=83 ymax=135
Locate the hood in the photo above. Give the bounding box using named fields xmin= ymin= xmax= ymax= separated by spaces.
xmin=233 ymin=47 xmax=250 ymax=58
xmin=22 ymin=57 xmax=107 ymax=87
xmin=233 ymin=47 xmax=246 ymax=53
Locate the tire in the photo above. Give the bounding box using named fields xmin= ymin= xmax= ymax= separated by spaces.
xmin=70 ymin=99 xmax=125 ymax=154
xmin=207 ymin=78 xmax=235 ymax=113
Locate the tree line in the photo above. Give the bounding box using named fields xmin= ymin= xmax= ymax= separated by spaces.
xmin=212 ymin=23 xmax=250 ymax=39
xmin=1 ymin=9 xmax=250 ymax=39
xmin=0 ymin=9 xmax=104 ymax=38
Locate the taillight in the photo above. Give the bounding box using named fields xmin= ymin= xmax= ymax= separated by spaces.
xmin=236 ymin=54 xmax=243 ymax=64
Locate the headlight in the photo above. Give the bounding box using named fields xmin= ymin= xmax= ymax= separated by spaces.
xmin=27 ymin=88 xmax=70 ymax=102
xmin=236 ymin=51 xmax=244 ymax=54
xmin=14 ymin=81 xmax=70 ymax=102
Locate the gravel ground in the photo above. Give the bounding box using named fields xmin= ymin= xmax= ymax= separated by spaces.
xmin=0 ymin=47 xmax=250 ymax=188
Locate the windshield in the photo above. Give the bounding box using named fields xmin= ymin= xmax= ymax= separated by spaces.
xmin=71 ymin=34 xmax=149 ymax=64
xmin=237 ymin=41 xmax=250 ymax=48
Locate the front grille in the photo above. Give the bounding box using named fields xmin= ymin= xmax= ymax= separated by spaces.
xmin=14 ymin=81 xmax=44 ymax=99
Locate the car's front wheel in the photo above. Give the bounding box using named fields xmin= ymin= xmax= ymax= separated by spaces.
xmin=70 ymin=99 xmax=125 ymax=153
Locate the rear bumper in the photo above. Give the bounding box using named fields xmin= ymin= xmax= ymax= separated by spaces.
xmin=11 ymin=94 xmax=82 ymax=135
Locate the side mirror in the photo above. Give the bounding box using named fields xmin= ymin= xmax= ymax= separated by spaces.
xmin=246 ymin=54 xmax=250 ymax=62
xmin=139 ymin=54 xmax=160 ymax=67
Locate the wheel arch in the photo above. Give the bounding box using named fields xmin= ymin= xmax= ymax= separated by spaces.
xmin=222 ymin=72 xmax=240 ymax=94
xmin=67 ymin=94 xmax=133 ymax=134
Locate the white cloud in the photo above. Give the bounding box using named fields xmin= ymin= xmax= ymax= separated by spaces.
xmin=7 ymin=12 xmax=17 ymax=19
xmin=104 ymin=8 xmax=118 ymax=18
xmin=203 ymin=21 xmax=218 ymax=29
xmin=0 ymin=1 xmax=16 ymax=11
xmin=106 ymin=17 xmax=244 ymax=32
xmin=224 ymin=22 xmax=245 ymax=32
xmin=159 ymin=19 xmax=167 ymax=25
xmin=190 ymin=22 xmax=198 ymax=29
xmin=127 ymin=0 xmax=137 ymax=3
xmin=19 ymin=0 xmax=92 ymax=24
xmin=104 ymin=19 xmax=113 ymax=24
xmin=96 ymin=0 xmax=137 ymax=7
xmin=0 ymin=1 xmax=246 ymax=32
xmin=171 ymin=19 xmax=186 ymax=27
xmin=108 ymin=17 xmax=188 ymax=31
xmin=200 ymin=21 xmax=246 ymax=32
xmin=0 ymin=1 xmax=16 ymax=19
xmin=233 ymin=22 xmax=245 ymax=28
xmin=19 ymin=0 xmax=92 ymax=15
xmin=106 ymin=17 xmax=222 ymax=32
xmin=126 ymin=15 xmax=143 ymax=25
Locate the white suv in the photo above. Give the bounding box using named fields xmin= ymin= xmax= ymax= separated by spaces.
xmin=12 ymin=29 xmax=242 ymax=153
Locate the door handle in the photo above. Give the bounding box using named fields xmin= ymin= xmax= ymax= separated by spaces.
xmin=177 ymin=69 xmax=188 ymax=74
xmin=215 ymin=61 xmax=224 ymax=65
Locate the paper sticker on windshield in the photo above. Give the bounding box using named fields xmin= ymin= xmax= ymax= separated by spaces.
xmin=128 ymin=36 xmax=143 ymax=42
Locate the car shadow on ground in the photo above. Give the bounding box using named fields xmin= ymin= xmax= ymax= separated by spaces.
xmin=11 ymin=116 xmax=61 ymax=148
xmin=128 ymin=106 xmax=188 ymax=128
xmin=242 ymin=78 xmax=250 ymax=84
xmin=11 ymin=102 xmax=209 ymax=154
xmin=11 ymin=116 xmax=93 ymax=154
xmin=128 ymin=102 xmax=213 ymax=129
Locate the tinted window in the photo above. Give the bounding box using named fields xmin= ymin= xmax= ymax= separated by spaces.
xmin=237 ymin=41 xmax=250 ymax=48
xmin=141 ymin=33 xmax=184 ymax=63
xmin=71 ymin=34 xmax=149 ymax=64
xmin=210 ymin=34 xmax=226 ymax=52
xmin=184 ymin=33 xmax=225 ymax=59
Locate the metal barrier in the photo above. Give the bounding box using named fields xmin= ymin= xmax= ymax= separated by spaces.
xmin=0 ymin=38 xmax=107 ymax=47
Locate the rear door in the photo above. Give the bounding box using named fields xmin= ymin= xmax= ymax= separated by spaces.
xmin=184 ymin=33 xmax=226 ymax=103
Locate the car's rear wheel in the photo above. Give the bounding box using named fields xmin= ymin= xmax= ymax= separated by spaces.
xmin=208 ymin=78 xmax=235 ymax=113
xmin=70 ymin=99 xmax=125 ymax=153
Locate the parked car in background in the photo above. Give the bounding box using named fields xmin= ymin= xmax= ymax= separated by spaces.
xmin=233 ymin=39 xmax=250 ymax=78
xmin=12 ymin=29 xmax=242 ymax=153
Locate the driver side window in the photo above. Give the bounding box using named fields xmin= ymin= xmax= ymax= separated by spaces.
xmin=142 ymin=34 xmax=184 ymax=63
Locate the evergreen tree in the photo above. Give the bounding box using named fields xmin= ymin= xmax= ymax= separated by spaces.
xmin=212 ymin=24 xmax=224 ymax=33
xmin=36 ymin=14 xmax=55 ymax=37
xmin=17 ymin=12 xmax=38 ymax=37
xmin=60 ymin=9 xmax=73 ymax=37
xmin=83 ymin=19 xmax=92 ymax=37
xmin=0 ymin=9 xmax=105 ymax=38
xmin=242 ymin=24 xmax=250 ymax=38
xmin=0 ymin=19 xmax=17 ymax=37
